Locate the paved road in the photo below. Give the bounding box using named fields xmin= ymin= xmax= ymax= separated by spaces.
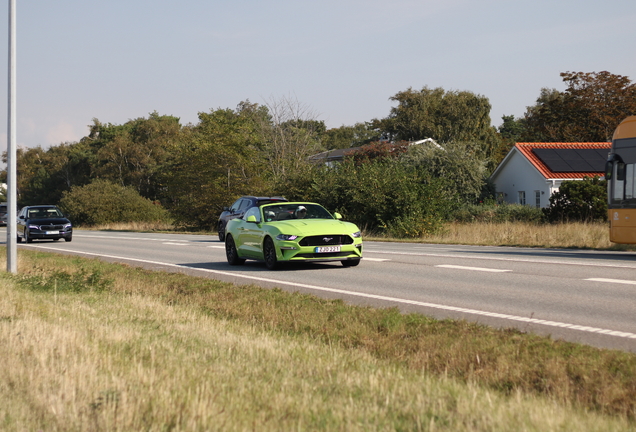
xmin=5 ymin=229 xmax=636 ymax=352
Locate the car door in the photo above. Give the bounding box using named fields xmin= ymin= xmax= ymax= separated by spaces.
xmin=239 ymin=207 xmax=264 ymax=258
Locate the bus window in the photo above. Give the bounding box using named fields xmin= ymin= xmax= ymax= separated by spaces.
xmin=626 ymin=164 xmax=634 ymax=199
xmin=613 ymin=163 xmax=625 ymax=201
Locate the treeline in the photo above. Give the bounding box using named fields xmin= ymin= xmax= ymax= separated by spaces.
xmin=6 ymin=71 xmax=635 ymax=234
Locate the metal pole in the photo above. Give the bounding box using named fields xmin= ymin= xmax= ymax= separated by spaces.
xmin=6 ymin=0 xmax=17 ymax=273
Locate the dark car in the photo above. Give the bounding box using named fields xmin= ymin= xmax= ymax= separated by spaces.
xmin=0 ymin=202 xmax=6 ymax=226
xmin=217 ymin=196 xmax=287 ymax=241
xmin=17 ymin=205 xmax=72 ymax=243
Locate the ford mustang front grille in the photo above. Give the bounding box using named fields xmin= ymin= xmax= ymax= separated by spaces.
xmin=299 ymin=235 xmax=353 ymax=246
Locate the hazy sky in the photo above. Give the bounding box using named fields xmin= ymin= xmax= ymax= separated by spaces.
xmin=0 ymin=0 xmax=634 ymax=150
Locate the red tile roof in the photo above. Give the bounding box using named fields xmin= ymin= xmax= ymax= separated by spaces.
xmin=515 ymin=142 xmax=611 ymax=179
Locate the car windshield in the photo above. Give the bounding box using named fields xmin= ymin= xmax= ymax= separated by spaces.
xmin=261 ymin=203 xmax=333 ymax=222
xmin=28 ymin=208 xmax=64 ymax=218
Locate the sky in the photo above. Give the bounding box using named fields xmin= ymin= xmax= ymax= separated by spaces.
xmin=0 ymin=0 xmax=634 ymax=151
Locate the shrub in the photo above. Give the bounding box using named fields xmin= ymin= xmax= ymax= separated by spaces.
xmin=543 ymin=177 xmax=607 ymax=223
xmin=59 ymin=179 xmax=171 ymax=226
xmin=306 ymin=159 xmax=456 ymax=237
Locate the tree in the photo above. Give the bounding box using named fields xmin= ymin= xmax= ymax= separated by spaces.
xmin=401 ymin=141 xmax=490 ymax=205
xmin=322 ymin=122 xmax=381 ymax=149
xmin=257 ymin=95 xmax=325 ymax=181
xmin=163 ymin=104 xmax=267 ymax=228
xmin=13 ymin=142 xmax=94 ymax=206
xmin=373 ymin=86 xmax=502 ymax=169
xmin=523 ymin=71 xmax=636 ymax=142
xmin=90 ymin=112 xmax=182 ymax=201
xmin=543 ymin=177 xmax=607 ymax=222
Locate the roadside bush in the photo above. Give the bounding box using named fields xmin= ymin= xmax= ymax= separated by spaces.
xmin=59 ymin=179 xmax=171 ymax=226
xmin=308 ymin=159 xmax=456 ymax=237
xmin=454 ymin=202 xmax=544 ymax=224
xmin=543 ymin=177 xmax=607 ymax=223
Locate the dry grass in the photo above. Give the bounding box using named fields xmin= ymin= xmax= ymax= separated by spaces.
xmin=368 ymin=221 xmax=635 ymax=250
xmin=1 ymin=250 xmax=635 ymax=430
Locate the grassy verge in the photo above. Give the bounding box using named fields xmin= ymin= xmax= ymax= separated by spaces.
xmin=1 ymin=249 xmax=635 ymax=431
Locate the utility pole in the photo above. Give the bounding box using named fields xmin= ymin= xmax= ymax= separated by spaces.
xmin=6 ymin=0 xmax=17 ymax=273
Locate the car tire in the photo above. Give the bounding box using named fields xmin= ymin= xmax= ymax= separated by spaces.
xmin=263 ymin=237 xmax=279 ymax=270
xmin=64 ymin=236 xmax=72 ymax=242
xmin=225 ymin=234 xmax=245 ymax=265
xmin=341 ymin=258 xmax=361 ymax=267
xmin=218 ymin=222 xmax=225 ymax=242
xmin=16 ymin=234 xmax=22 ymax=243
xmin=25 ymin=230 xmax=32 ymax=243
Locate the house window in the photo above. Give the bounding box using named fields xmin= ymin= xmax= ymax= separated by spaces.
xmin=535 ymin=190 xmax=541 ymax=208
xmin=518 ymin=191 xmax=526 ymax=205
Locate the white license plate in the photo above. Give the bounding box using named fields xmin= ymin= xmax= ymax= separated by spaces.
xmin=45 ymin=231 xmax=59 ymax=235
xmin=315 ymin=246 xmax=340 ymax=253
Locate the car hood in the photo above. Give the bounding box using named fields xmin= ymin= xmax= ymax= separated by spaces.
xmin=26 ymin=218 xmax=70 ymax=225
xmin=270 ymin=219 xmax=359 ymax=236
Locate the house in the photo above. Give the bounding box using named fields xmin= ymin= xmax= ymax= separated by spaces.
xmin=490 ymin=142 xmax=611 ymax=208
xmin=308 ymin=138 xmax=441 ymax=166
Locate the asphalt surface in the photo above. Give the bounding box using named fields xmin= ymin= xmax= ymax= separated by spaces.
xmin=5 ymin=229 xmax=636 ymax=352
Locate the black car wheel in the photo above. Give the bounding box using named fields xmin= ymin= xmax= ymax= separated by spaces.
xmin=342 ymin=258 xmax=361 ymax=267
xmin=64 ymin=235 xmax=72 ymax=242
xmin=218 ymin=222 xmax=226 ymax=242
xmin=225 ymin=234 xmax=245 ymax=265
xmin=16 ymin=234 xmax=22 ymax=243
xmin=263 ymin=237 xmax=279 ymax=270
xmin=25 ymin=230 xmax=32 ymax=243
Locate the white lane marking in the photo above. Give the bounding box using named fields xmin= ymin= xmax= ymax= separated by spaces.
xmin=585 ymin=278 xmax=636 ymax=285
xmin=436 ymin=265 xmax=511 ymax=273
xmin=365 ymin=249 xmax=636 ymax=269
xmin=163 ymin=242 xmax=189 ymax=246
xmin=26 ymin=245 xmax=636 ymax=341
xmin=208 ymin=246 xmax=225 ymax=249
xmin=364 ymin=258 xmax=390 ymax=262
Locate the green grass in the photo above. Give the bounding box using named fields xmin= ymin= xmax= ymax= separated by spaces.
xmin=0 ymin=249 xmax=635 ymax=430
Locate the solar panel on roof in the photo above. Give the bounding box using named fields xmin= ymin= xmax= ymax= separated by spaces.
xmin=532 ymin=148 xmax=607 ymax=173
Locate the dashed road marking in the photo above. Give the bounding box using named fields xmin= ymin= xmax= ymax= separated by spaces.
xmin=436 ymin=264 xmax=512 ymax=273
xmin=585 ymin=278 xmax=636 ymax=285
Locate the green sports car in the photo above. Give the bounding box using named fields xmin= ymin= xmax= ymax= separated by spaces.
xmin=224 ymin=202 xmax=363 ymax=270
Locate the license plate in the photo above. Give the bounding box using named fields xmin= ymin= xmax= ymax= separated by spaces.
xmin=45 ymin=230 xmax=59 ymax=235
xmin=315 ymin=246 xmax=340 ymax=253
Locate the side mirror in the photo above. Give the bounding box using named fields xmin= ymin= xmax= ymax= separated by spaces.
xmin=18 ymin=215 xmax=24 ymax=220
xmin=333 ymin=212 xmax=342 ymax=220
xmin=246 ymin=215 xmax=258 ymax=223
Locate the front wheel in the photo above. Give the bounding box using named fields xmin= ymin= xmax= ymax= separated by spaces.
xmin=64 ymin=236 xmax=72 ymax=242
xmin=263 ymin=237 xmax=279 ymax=270
xmin=25 ymin=230 xmax=32 ymax=243
xmin=225 ymin=234 xmax=245 ymax=265
xmin=342 ymin=258 xmax=360 ymax=267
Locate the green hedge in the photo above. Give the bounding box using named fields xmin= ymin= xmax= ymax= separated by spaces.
xmin=59 ymin=180 xmax=171 ymax=226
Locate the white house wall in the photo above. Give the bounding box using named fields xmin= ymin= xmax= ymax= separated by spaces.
xmin=491 ymin=151 xmax=552 ymax=208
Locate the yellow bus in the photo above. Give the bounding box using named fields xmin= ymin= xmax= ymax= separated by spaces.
xmin=606 ymin=116 xmax=636 ymax=243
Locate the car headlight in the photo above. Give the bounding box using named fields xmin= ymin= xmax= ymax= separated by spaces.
xmin=28 ymin=224 xmax=39 ymax=230
xmin=352 ymin=231 xmax=361 ymax=238
xmin=276 ymin=234 xmax=298 ymax=241
xmin=64 ymin=223 xmax=72 ymax=228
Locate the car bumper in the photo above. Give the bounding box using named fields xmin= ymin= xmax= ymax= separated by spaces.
xmin=276 ymin=240 xmax=363 ymax=262
xmin=27 ymin=229 xmax=72 ymax=240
